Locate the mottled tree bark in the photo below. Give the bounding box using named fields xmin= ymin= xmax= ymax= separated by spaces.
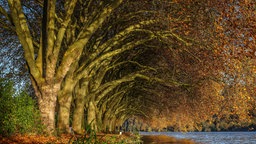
xmin=87 ymin=101 xmax=98 ymax=131
xmin=57 ymin=84 xmax=73 ymax=133
xmin=57 ymin=63 xmax=77 ymax=133
xmin=72 ymin=81 xmax=88 ymax=134
xmin=58 ymin=96 xmax=72 ymax=133
xmin=36 ymin=82 xmax=60 ymax=134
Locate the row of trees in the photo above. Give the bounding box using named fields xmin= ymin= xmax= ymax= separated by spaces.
xmin=1 ymin=0 xmax=255 ymax=135
xmin=0 ymin=0 xmax=194 ymax=135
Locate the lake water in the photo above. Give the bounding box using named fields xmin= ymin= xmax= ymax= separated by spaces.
xmin=140 ymin=131 xmax=256 ymax=144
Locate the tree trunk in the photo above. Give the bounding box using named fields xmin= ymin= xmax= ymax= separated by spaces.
xmin=58 ymin=90 xmax=72 ymax=133
xmin=57 ymin=77 xmax=75 ymax=133
xmin=102 ymin=115 xmax=109 ymax=132
xmin=96 ymin=108 xmax=103 ymax=132
xmin=109 ymin=117 xmax=116 ymax=132
xmin=102 ymin=107 xmax=112 ymax=132
xmin=72 ymin=81 xmax=88 ymax=134
xmin=87 ymin=101 xmax=98 ymax=131
xmin=72 ymin=95 xmax=85 ymax=134
xmin=37 ymin=83 xmax=60 ymax=135
xmin=103 ymin=111 xmax=116 ymax=133
xmin=57 ymin=94 xmax=73 ymax=133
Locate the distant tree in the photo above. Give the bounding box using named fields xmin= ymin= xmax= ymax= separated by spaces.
xmin=209 ymin=0 xmax=256 ymax=127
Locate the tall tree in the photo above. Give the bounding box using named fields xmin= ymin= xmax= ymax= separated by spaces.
xmin=1 ymin=0 xmax=123 ymax=134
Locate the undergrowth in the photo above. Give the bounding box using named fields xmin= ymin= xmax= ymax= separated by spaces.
xmin=0 ymin=78 xmax=43 ymax=136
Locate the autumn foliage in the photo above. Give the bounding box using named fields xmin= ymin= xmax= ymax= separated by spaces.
xmin=0 ymin=0 xmax=255 ymax=137
xmin=136 ymin=0 xmax=256 ymax=132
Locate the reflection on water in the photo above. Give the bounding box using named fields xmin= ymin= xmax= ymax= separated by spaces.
xmin=140 ymin=131 xmax=256 ymax=144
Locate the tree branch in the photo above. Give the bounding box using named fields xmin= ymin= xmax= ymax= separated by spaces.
xmin=56 ymin=0 xmax=123 ymax=80
xmin=7 ymin=0 xmax=43 ymax=83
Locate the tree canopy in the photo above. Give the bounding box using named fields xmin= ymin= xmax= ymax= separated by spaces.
xmin=0 ymin=0 xmax=255 ymax=135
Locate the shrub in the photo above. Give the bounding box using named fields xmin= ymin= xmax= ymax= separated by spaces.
xmin=0 ymin=78 xmax=43 ymax=136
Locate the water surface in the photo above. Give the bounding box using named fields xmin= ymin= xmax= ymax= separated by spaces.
xmin=140 ymin=131 xmax=256 ymax=144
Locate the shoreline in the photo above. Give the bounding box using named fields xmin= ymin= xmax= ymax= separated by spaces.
xmin=0 ymin=133 xmax=196 ymax=143
xmin=140 ymin=135 xmax=196 ymax=144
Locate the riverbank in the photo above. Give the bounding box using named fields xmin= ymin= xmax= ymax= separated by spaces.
xmin=0 ymin=133 xmax=195 ymax=143
xmin=141 ymin=135 xmax=195 ymax=144
xmin=0 ymin=133 xmax=140 ymax=143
